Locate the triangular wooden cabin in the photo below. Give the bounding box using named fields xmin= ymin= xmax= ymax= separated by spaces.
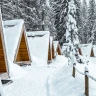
xmin=48 ymin=36 xmax=55 ymax=61
xmin=90 ymin=47 xmax=94 ymax=57
xmin=52 ymin=40 xmax=55 ymax=59
xmin=57 ymin=43 xmax=62 ymax=55
xmin=27 ymin=31 xmax=50 ymax=65
xmin=48 ymin=37 xmax=52 ymax=63
xmin=0 ymin=10 xmax=9 ymax=78
xmin=53 ymin=41 xmax=62 ymax=56
xmin=14 ymin=25 xmax=31 ymax=65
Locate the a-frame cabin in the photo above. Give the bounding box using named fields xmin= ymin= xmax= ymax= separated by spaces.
xmin=48 ymin=37 xmax=52 ymax=63
xmin=52 ymin=41 xmax=55 ymax=59
xmin=57 ymin=43 xmax=62 ymax=55
xmin=14 ymin=25 xmax=31 ymax=65
xmin=90 ymin=47 xmax=94 ymax=57
xmin=0 ymin=10 xmax=9 ymax=77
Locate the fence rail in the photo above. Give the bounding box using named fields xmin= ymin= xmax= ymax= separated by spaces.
xmin=71 ymin=54 xmax=96 ymax=96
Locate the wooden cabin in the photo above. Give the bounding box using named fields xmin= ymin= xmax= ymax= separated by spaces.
xmin=53 ymin=41 xmax=62 ymax=56
xmin=48 ymin=37 xmax=52 ymax=63
xmin=52 ymin=41 xmax=55 ymax=59
xmin=14 ymin=25 xmax=31 ymax=65
xmin=90 ymin=47 xmax=94 ymax=57
xmin=48 ymin=36 xmax=56 ymax=63
xmin=57 ymin=43 xmax=62 ymax=55
xmin=0 ymin=10 xmax=9 ymax=78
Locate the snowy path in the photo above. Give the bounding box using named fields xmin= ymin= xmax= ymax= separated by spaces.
xmin=3 ymin=66 xmax=56 ymax=96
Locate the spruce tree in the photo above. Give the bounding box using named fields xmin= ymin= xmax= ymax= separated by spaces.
xmin=74 ymin=0 xmax=82 ymax=43
xmin=53 ymin=0 xmax=69 ymax=45
xmin=81 ymin=0 xmax=88 ymax=43
xmin=66 ymin=0 xmax=79 ymax=45
xmin=87 ymin=0 xmax=96 ymax=43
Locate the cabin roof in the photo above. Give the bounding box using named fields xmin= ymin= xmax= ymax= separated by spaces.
xmin=3 ymin=19 xmax=24 ymax=63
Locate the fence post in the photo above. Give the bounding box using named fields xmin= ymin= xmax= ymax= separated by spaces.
xmin=72 ymin=63 xmax=76 ymax=78
xmin=85 ymin=67 xmax=89 ymax=96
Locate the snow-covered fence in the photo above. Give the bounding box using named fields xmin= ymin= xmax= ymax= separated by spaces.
xmin=71 ymin=54 xmax=96 ymax=96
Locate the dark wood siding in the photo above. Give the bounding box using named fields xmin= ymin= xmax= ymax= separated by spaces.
xmin=57 ymin=44 xmax=62 ymax=55
xmin=16 ymin=32 xmax=30 ymax=62
xmin=0 ymin=28 xmax=7 ymax=72
xmin=48 ymin=40 xmax=52 ymax=61
xmin=90 ymin=48 xmax=94 ymax=57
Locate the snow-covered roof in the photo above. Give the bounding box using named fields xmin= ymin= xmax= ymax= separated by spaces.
xmin=80 ymin=44 xmax=92 ymax=57
xmin=27 ymin=31 xmax=50 ymax=36
xmin=27 ymin=31 xmax=50 ymax=65
xmin=3 ymin=19 xmax=24 ymax=71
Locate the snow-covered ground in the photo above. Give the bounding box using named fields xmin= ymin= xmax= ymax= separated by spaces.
xmin=2 ymin=55 xmax=68 ymax=96
xmin=49 ymin=46 xmax=96 ymax=96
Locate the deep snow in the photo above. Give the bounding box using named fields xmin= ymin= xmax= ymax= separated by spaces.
xmin=2 ymin=56 xmax=68 ymax=96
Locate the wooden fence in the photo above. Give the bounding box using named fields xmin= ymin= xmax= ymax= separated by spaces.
xmin=72 ymin=56 xmax=96 ymax=96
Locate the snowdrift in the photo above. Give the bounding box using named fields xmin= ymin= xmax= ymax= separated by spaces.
xmin=49 ymin=64 xmax=96 ymax=96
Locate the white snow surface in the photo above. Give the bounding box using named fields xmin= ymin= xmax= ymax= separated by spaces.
xmin=2 ymin=55 xmax=68 ymax=96
xmin=49 ymin=61 xmax=96 ymax=96
xmin=50 ymin=36 xmax=53 ymax=50
xmin=49 ymin=46 xmax=96 ymax=96
xmin=80 ymin=44 xmax=92 ymax=57
xmin=27 ymin=31 xmax=50 ymax=65
xmin=0 ymin=78 xmax=7 ymax=96
xmin=53 ymin=41 xmax=58 ymax=52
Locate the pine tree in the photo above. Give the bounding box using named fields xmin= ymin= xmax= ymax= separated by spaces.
xmin=66 ymin=0 xmax=79 ymax=45
xmin=81 ymin=0 xmax=88 ymax=43
xmin=53 ymin=0 xmax=69 ymax=45
xmin=44 ymin=1 xmax=56 ymax=36
xmin=87 ymin=0 xmax=96 ymax=43
xmin=74 ymin=0 xmax=82 ymax=43
xmin=0 ymin=0 xmax=49 ymax=31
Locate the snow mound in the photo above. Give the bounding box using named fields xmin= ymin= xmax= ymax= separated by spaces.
xmin=53 ymin=41 xmax=58 ymax=52
xmin=49 ymin=55 xmax=68 ymax=68
xmin=49 ymin=65 xmax=96 ymax=96
xmin=29 ymin=56 xmax=47 ymax=66
xmin=8 ymin=60 xmax=26 ymax=80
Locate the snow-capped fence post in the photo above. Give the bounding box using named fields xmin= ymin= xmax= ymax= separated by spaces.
xmin=85 ymin=67 xmax=89 ymax=96
xmin=72 ymin=63 xmax=76 ymax=78
xmin=71 ymin=53 xmax=77 ymax=78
